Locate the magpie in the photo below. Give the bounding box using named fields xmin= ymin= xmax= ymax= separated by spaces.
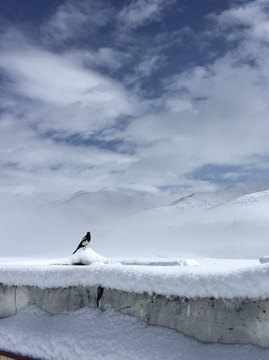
xmin=72 ymin=232 xmax=91 ymax=254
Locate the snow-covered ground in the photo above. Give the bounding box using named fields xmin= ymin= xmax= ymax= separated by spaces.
xmin=1 ymin=252 xmax=269 ymax=358
xmin=0 ymin=305 xmax=268 ymax=360
xmin=1 ymin=178 xmax=269 ymax=358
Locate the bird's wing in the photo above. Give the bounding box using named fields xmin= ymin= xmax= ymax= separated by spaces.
xmin=81 ymin=234 xmax=87 ymax=242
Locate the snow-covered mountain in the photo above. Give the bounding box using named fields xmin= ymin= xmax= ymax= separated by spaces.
xmin=1 ymin=178 xmax=269 ymax=259
xmin=92 ymin=178 xmax=269 ymax=259
xmin=171 ymin=178 xmax=269 ymax=210
xmin=216 ymin=189 xmax=269 ymax=208
xmin=50 ymin=178 xmax=269 ymax=224
xmin=49 ymin=187 xmax=177 ymax=223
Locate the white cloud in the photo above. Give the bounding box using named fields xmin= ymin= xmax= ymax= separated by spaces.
xmin=115 ymin=24 xmax=269 ymax=186
xmin=1 ymin=0 xmax=269 ymax=200
xmin=0 ymin=49 xmax=114 ymax=107
xmin=0 ymin=114 xmax=137 ymax=200
xmin=136 ymin=54 xmax=164 ymax=77
xmin=42 ymin=0 xmax=113 ymax=43
xmin=68 ymin=47 xmax=129 ymax=72
xmin=0 ymin=45 xmax=135 ymax=133
xmin=210 ymin=0 xmax=269 ymax=43
xmin=117 ymin=0 xmax=169 ymax=29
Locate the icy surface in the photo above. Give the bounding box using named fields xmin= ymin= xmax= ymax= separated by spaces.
xmin=0 ymin=306 xmax=268 ymax=360
xmin=0 ymin=253 xmax=267 ymax=298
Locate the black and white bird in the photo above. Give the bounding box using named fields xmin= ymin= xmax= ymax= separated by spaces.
xmin=72 ymin=232 xmax=91 ymax=254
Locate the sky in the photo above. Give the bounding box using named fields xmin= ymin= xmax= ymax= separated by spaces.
xmin=1 ymin=0 xmax=269 ymax=202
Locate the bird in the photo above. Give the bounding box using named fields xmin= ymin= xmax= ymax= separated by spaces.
xmin=72 ymin=232 xmax=91 ymax=254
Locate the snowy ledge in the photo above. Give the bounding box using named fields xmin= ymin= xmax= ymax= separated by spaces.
xmin=0 ymin=250 xmax=268 ymax=299
xmin=2 ymin=251 xmax=269 ymax=348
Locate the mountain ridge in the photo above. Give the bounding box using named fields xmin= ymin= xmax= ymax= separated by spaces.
xmin=49 ymin=187 xmax=178 ymax=223
xmin=171 ymin=178 xmax=269 ymax=210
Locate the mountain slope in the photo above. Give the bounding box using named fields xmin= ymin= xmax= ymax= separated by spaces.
xmin=1 ymin=179 xmax=269 ymax=258
xmin=218 ymin=189 xmax=269 ymax=208
xmin=50 ymin=188 xmax=176 ymax=223
xmin=171 ymin=178 xmax=269 ymax=210
xmin=97 ymin=178 xmax=269 ymax=258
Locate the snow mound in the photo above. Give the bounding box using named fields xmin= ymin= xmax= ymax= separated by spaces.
xmin=64 ymin=248 xmax=110 ymax=265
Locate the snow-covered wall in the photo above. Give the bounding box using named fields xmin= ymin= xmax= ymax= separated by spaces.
xmin=100 ymin=289 xmax=269 ymax=348
xmin=1 ymin=260 xmax=269 ymax=298
xmin=0 ymin=284 xmax=98 ymax=318
xmin=1 ymin=284 xmax=269 ymax=348
xmin=1 ymin=258 xmax=269 ymax=348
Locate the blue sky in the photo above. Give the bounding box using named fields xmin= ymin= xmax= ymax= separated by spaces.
xmin=0 ymin=0 xmax=269 ymax=200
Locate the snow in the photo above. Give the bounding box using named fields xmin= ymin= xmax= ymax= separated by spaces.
xmin=259 ymin=255 xmax=269 ymax=264
xmin=1 ymin=178 xmax=269 ymax=358
xmin=0 ymin=251 xmax=267 ymax=299
xmin=171 ymin=178 xmax=269 ymax=210
xmin=1 ymin=178 xmax=269 ymax=259
xmin=57 ymin=247 xmax=200 ymax=267
xmin=66 ymin=247 xmax=110 ymax=265
xmin=0 ymin=305 xmax=268 ymax=360
xmin=49 ymin=187 xmax=178 ymax=223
